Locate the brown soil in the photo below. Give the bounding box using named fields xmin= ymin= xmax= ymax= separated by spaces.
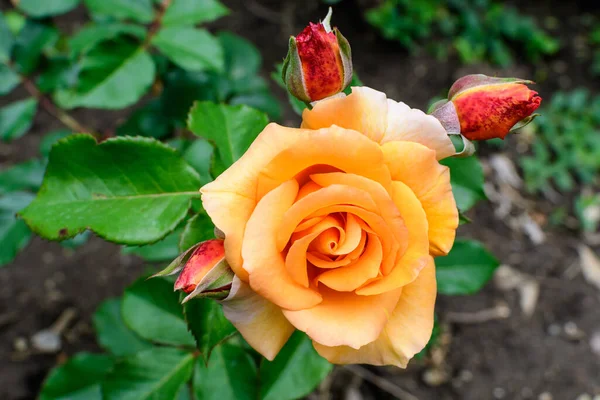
xmin=1 ymin=0 xmax=599 ymax=399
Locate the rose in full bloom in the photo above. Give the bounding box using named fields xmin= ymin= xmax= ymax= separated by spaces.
xmin=283 ymin=8 xmax=352 ymax=102
xmin=430 ymin=74 xmax=542 ymax=141
xmin=200 ymin=87 xmax=459 ymax=367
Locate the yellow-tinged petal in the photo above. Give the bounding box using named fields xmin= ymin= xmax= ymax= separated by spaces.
xmin=383 ymin=141 xmax=458 ymax=256
xmin=356 ymin=181 xmax=429 ymax=295
xmin=201 ymin=123 xmax=313 ymax=280
xmin=316 ymin=233 xmax=382 ymax=292
xmin=243 ymin=179 xmax=323 ymax=310
xmin=313 ymin=257 xmax=436 ymax=367
xmin=381 ymin=99 xmax=455 ymax=160
xmin=257 ymin=125 xmax=392 ymax=198
xmin=276 ymin=184 xmax=379 ymax=252
xmin=283 ymin=286 xmax=402 ymax=349
xmin=221 ymin=276 xmax=295 ymax=361
xmin=301 ymin=87 xmax=388 ymax=143
xmin=310 ymin=172 xmax=408 ymax=250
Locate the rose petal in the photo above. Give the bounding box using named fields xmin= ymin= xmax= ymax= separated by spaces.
xmin=221 ymin=276 xmax=295 ymax=361
xmin=243 ymin=179 xmax=322 ymax=310
xmin=383 ymin=141 xmax=458 ymax=256
xmin=301 ymin=87 xmax=388 ymax=143
xmin=316 ymin=233 xmax=383 ymax=292
xmin=257 ymin=125 xmax=392 ymax=199
xmin=356 ymin=181 xmax=429 ymax=295
xmin=201 ymin=123 xmax=312 ymax=280
xmin=276 ymin=184 xmax=379 ymax=252
xmin=283 ymin=286 xmax=402 ymax=349
xmin=381 ymin=99 xmax=455 ymax=160
xmin=313 ymin=256 xmax=436 ymax=367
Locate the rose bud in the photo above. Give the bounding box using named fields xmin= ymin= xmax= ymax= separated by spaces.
xmin=283 ymin=7 xmax=352 ymax=102
xmin=430 ymin=74 xmax=541 ymax=141
xmin=158 ymin=239 xmax=233 ymax=302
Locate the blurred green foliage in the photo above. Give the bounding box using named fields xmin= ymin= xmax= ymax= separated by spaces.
xmin=366 ymin=0 xmax=559 ymax=66
xmin=521 ymin=90 xmax=600 ymax=231
xmin=590 ymin=24 xmax=600 ymax=76
xmin=521 ymin=90 xmax=600 ymax=194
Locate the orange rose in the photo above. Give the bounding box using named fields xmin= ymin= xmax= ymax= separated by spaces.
xmin=201 ymin=87 xmax=459 ymax=367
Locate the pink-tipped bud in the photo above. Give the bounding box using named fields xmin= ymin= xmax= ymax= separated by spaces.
xmin=173 ymin=239 xmax=233 ymax=302
xmin=283 ymin=8 xmax=352 ymax=102
xmin=431 ymin=74 xmax=542 ymax=141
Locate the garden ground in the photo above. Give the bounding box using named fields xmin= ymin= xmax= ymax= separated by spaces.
xmin=1 ymin=0 xmax=599 ymax=399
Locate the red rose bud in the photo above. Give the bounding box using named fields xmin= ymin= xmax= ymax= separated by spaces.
xmin=434 ymin=74 xmax=541 ymax=141
xmin=173 ymin=239 xmax=234 ymax=302
xmin=283 ymin=7 xmax=352 ymax=102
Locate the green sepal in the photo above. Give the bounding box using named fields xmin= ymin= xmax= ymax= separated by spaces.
xmin=282 ymin=36 xmax=310 ymax=103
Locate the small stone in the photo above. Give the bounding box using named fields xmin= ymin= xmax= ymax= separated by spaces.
xmin=493 ymin=387 xmax=506 ymax=399
xmin=13 ymin=337 xmax=28 ymax=352
xmin=42 ymin=252 xmax=55 ymax=264
xmin=521 ymin=387 xmax=534 ymax=398
xmin=44 ymin=278 xmax=56 ymax=290
xmin=591 ymin=332 xmax=600 ymax=356
xmin=564 ymin=321 xmax=585 ymax=340
xmin=538 ymin=392 xmax=553 ymax=400
xmin=458 ymin=369 xmax=473 ymax=382
xmin=548 ymin=324 xmax=561 ymax=336
xmin=576 ymin=394 xmax=592 ymax=400
xmin=422 ymin=368 xmax=450 ymax=386
xmin=31 ymin=330 xmax=61 ymax=353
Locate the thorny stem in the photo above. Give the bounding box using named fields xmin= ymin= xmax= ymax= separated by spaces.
xmin=143 ymin=0 xmax=173 ymax=49
xmin=19 ymin=73 xmax=95 ymax=135
xmin=6 ymin=0 xmax=173 ymax=138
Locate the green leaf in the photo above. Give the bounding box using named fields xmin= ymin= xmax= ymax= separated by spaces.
xmin=93 ymin=297 xmax=152 ymax=356
xmin=436 ymin=239 xmax=500 ymax=295
xmin=102 ymin=347 xmax=195 ymax=400
xmin=0 ymin=192 xmax=34 ymax=267
xmin=36 ymin=57 xmax=78 ymax=94
xmin=20 ymin=135 xmax=201 ymax=245
xmin=219 ymin=32 xmax=261 ymax=83
xmin=122 ymin=227 xmax=183 ymax=262
xmin=229 ymin=92 xmax=281 ymax=122
xmin=259 ymin=331 xmax=332 ymax=400
xmin=182 ymin=139 xmax=214 ymax=185
xmin=84 ymin=0 xmax=155 ymax=24
xmin=54 ymin=41 xmax=155 ymax=110
xmin=161 ymin=69 xmax=217 ymax=124
xmin=193 ymin=344 xmax=257 ymax=400
xmin=13 ymin=20 xmax=59 ymax=74
xmin=152 ymin=27 xmax=224 ymax=72
xmin=116 ymin=99 xmax=171 ymax=139
xmin=440 ymin=155 xmax=486 ymax=212
xmin=17 ymin=0 xmax=80 ymax=17
xmin=39 ymin=129 xmax=72 ymax=157
xmin=0 ymin=159 xmax=45 ymax=194
xmin=183 ymin=298 xmax=235 ymax=361
xmin=179 ymin=212 xmax=214 ymax=251
xmin=39 ymin=353 xmax=114 ymax=400
xmin=69 ymin=22 xmax=147 ymax=55
xmin=122 ymin=277 xmax=196 ymax=346
xmin=163 ymin=0 xmax=228 ymax=26
xmin=188 ymin=102 xmax=269 ymax=167
xmin=0 ymin=63 xmax=20 ymax=95
xmin=0 ymin=98 xmax=37 ymax=142
xmin=0 ymin=11 xmax=14 ymax=63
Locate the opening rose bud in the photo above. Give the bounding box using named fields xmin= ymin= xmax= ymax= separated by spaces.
xmin=431 ymin=74 xmax=541 ymax=141
xmin=173 ymin=239 xmax=234 ymax=302
xmin=283 ymin=8 xmax=352 ymax=102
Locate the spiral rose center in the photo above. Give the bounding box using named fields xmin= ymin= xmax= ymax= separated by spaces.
xmin=278 ymin=170 xmax=409 ymax=294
